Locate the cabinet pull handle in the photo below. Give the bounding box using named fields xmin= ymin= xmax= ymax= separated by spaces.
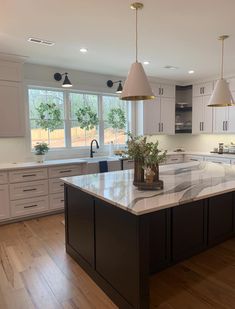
xmin=59 ymin=170 xmax=72 ymax=173
xmin=202 ymin=122 xmax=204 ymax=131
xmin=158 ymin=123 xmax=161 ymax=132
xmin=199 ymin=122 xmax=201 ymax=131
xmin=161 ymin=88 xmax=164 ymax=95
xmin=226 ymin=121 xmax=228 ymax=131
xmin=23 ymin=188 xmax=37 ymax=192
xmin=24 ymin=204 xmax=38 ymax=209
xmin=171 ymin=158 xmax=179 ymax=161
xmin=159 ymin=88 xmax=161 ymax=95
xmin=60 ymin=184 xmax=64 ymax=187
xmin=22 ymin=174 xmax=36 ymax=177
xmin=190 ymin=159 xmax=199 ymax=161
xmin=203 ymin=87 xmax=205 ymax=94
xmin=60 ymin=199 xmax=64 ymax=202
xmin=161 ymin=123 xmax=163 ymax=132
xmin=200 ymin=87 xmax=202 ymax=94
xmin=223 ymin=121 xmax=225 ymax=131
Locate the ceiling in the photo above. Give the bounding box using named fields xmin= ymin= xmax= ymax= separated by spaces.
xmin=1 ymin=0 xmax=235 ymax=82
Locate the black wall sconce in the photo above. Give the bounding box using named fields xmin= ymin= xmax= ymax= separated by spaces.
xmin=54 ymin=72 xmax=73 ymax=88
xmin=106 ymin=80 xmax=123 ymax=93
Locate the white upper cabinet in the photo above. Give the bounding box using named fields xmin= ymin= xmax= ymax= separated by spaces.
xmin=213 ymin=106 xmax=229 ymax=133
xmin=0 ymin=81 xmax=25 ymax=137
xmin=193 ymin=82 xmax=213 ymax=97
xmin=0 ymin=59 xmax=25 ymax=137
xmin=152 ymin=83 xmax=175 ymax=98
xmin=192 ymin=81 xmax=213 ymax=134
xmin=137 ymin=95 xmax=175 ymax=135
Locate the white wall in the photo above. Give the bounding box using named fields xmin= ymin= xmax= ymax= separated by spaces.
xmin=0 ymin=62 xmax=234 ymax=163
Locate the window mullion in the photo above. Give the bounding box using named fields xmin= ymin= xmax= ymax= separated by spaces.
xmin=99 ymin=95 xmax=104 ymax=146
xmin=64 ymin=90 xmax=71 ymax=148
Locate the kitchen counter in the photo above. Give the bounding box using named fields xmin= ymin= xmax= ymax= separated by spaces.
xmin=63 ymin=161 xmax=235 ymax=309
xmin=62 ymin=161 xmax=235 ymax=215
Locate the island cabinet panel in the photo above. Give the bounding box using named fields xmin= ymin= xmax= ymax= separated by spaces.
xmin=95 ymin=198 xmax=149 ymax=309
xmin=66 ymin=186 xmax=94 ymax=267
xmin=172 ymin=200 xmax=207 ymax=262
xmin=149 ymin=209 xmax=171 ymax=273
xmin=208 ymin=192 xmax=234 ymax=246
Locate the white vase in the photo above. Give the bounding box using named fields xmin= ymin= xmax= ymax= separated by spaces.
xmin=35 ymin=154 xmax=45 ymax=163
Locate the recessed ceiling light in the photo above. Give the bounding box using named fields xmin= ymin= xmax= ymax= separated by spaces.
xmin=28 ymin=37 xmax=55 ymax=46
xmin=80 ymin=48 xmax=88 ymax=53
xmin=164 ymin=65 xmax=178 ymax=70
xmin=188 ymin=70 xmax=195 ymax=74
xmin=143 ymin=61 xmax=150 ymax=65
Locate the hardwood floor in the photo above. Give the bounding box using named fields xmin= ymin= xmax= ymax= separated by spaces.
xmin=0 ymin=214 xmax=234 ymax=309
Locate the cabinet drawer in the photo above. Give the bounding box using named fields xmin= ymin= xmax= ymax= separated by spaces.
xmin=10 ymin=180 xmax=48 ymax=200
xmin=49 ymin=178 xmax=64 ymax=194
xmin=204 ymin=157 xmax=231 ymax=164
xmin=49 ymin=193 xmax=64 ymax=210
xmin=184 ymin=155 xmax=204 ymax=162
xmin=165 ymin=155 xmax=184 ymax=164
xmin=48 ymin=164 xmax=83 ymax=178
xmin=0 ymin=171 xmax=8 ymax=184
xmin=10 ymin=196 xmax=49 ymax=218
xmin=9 ymin=168 xmax=48 ymax=183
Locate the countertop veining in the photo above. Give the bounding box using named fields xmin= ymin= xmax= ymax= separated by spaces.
xmin=62 ymin=161 xmax=235 ymax=215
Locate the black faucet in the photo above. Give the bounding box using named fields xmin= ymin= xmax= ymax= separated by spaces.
xmin=90 ymin=139 xmax=99 ymax=158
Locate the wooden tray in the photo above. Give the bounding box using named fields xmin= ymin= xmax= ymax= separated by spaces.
xmin=135 ymin=180 xmax=164 ymax=191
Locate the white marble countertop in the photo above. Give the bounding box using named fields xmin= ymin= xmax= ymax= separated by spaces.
xmin=0 ymin=151 xmax=235 ymax=171
xmin=62 ymin=161 xmax=235 ymax=215
xmin=0 ymin=158 xmax=88 ymax=171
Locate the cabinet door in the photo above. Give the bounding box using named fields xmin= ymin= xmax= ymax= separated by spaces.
xmin=66 ymin=186 xmax=94 ymax=267
xmin=0 ymin=81 xmax=24 ymax=137
xmin=193 ymin=84 xmax=203 ymax=97
xmin=0 ymin=185 xmax=10 ymax=220
xmin=160 ymin=97 xmax=175 ymax=135
xmin=208 ymin=193 xmax=234 ymax=246
xmin=227 ymin=92 xmax=235 ymax=132
xmin=202 ymin=95 xmax=213 ymax=133
xmin=143 ymin=98 xmax=161 ymax=134
xmin=213 ymin=106 xmax=228 ymax=133
xmin=161 ymin=84 xmax=175 ymax=98
xmin=228 ymin=78 xmax=235 ymax=92
xmin=172 ymin=200 xmax=206 ymax=262
xmin=192 ymin=96 xmax=203 ymax=134
xmin=203 ymin=82 xmax=213 ymax=96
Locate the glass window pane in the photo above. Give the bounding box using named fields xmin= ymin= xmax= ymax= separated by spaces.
xmin=103 ymin=96 xmax=129 ymax=145
xmin=28 ymin=88 xmax=65 ymax=149
xmin=69 ymin=93 xmax=99 ymax=147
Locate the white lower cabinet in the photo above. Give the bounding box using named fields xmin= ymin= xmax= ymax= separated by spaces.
xmin=204 ymin=156 xmax=231 ymax=164
xmin=49 ymin=193 xmax=64 ymax=210
xmin=165 ymin=155 xmax=184 ymax=164
xmin=0 ymin=185 xmax=10 ymax=220
xmin=10 ymin=180 xmax=48 ymax=200
xmin=11 ymin=196 xmax=49 ymax=218
xmin=184 ymin=155 xmax=204 ymax=162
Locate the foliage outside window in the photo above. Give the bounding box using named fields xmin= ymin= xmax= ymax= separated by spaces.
xmin=28 ymin=88 xmax=130 ymax=149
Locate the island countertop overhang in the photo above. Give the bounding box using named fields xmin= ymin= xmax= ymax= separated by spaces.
xmin=62 ymin=161 xmax=235 ymax=215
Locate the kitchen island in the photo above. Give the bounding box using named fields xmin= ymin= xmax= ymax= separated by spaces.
xmin=62 ymin=161 xmax=235 ymax=309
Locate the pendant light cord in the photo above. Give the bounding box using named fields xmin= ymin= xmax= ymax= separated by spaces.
xmin=135 ymin=7 xmax=138 ymax=62
xmin=221 ymin=38 xmax=224 ymax=79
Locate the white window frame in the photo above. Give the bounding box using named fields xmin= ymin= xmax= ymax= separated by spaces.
xmin=27 ymin=86 xmax=132 ymax=153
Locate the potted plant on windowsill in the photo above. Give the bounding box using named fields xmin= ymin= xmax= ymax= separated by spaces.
xmin=34 ymin=142 xmax=49 ymax=163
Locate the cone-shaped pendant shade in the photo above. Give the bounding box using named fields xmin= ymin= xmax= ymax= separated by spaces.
xmin=62 ymin=74 xmax=72 ymax=88
xmin=120 ymin=62 xmax=155 ymax=100
xmin=208 ymin=78 xmax=234 ymax=107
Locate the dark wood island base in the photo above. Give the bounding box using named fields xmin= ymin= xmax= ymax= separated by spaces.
xmin=64 ymin=185 xmax=235 ymax=309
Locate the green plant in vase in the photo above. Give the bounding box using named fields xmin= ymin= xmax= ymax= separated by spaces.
xmin=126 ymin=133 xmax=167 ymax=186
xmin=34 ymin=142 xmax=49 ymax=163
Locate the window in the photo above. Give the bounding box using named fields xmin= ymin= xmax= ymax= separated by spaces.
xmin=29 ymin=89 xmax=65 ymax=148
xmin=28 ymin=87 xmax=131 ymax=150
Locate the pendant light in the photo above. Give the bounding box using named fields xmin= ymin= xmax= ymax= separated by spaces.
xmin=120 ymin=2 xmax=155 ymax=101
xmin=208 ymin=35 xmax=234 ymax=107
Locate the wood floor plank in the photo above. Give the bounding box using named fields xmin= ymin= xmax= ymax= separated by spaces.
xmin=0 ymin=214 xmax=234 ymax=309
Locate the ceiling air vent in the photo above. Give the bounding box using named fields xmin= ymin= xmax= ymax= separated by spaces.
xmin=28 ymin=37 xmax=55 ymax=46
